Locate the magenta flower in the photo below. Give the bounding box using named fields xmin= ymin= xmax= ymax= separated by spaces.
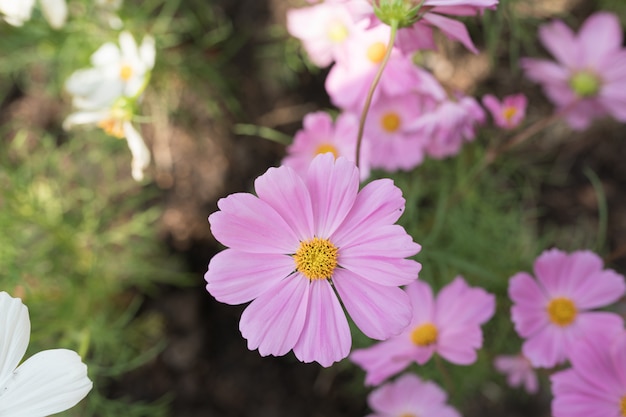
xmin=494 ymin=353 xmax=539 ymax=394
xmin=522 ymin=12 xmax=626 ymax=130
xmin=282 ymin=111 xmax=370 ymax=180
xmin=366 ymin=373 xmax=461 ymax=417
xmin=351 ymin=277 xmax=495 ymax=385
xmin=551 ymin=329 xmax=626 ymax=417
xmin=205 ymin=153 xmax=421 ymax=367
xmin=482 ymin=93 xmax=527 ymax=129
xmin=509 ymin=248 xmax=626 ymax=368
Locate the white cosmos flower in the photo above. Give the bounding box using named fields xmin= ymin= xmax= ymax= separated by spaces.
xmin=0 ymin=0 xmax=67 ymax=28
xmin=65 ymin=31 xmax=156 ymax=110
xmin=0 ymin=292 xmax=93 ymax=417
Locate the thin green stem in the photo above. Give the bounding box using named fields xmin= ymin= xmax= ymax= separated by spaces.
xmin=355 ymin=20 xmax=399 ymax=169
xmin=435 ymin=354 xmax=455 ymax=397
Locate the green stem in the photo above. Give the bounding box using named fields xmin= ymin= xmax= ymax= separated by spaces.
xmin=435 ymin=354 xmax=455 ymax=397
xmin=355 ymin=20 xmax=399 ymax=169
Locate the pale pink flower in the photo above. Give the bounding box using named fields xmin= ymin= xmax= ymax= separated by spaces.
xmin=286 ymin=1 xmax=366 ymax=67
xmin=551 ymin=329 xmax=626 ymax=417
xmin=411 ymin=94 xmax=485 ymax=159
xmin=205 ymin=153 xmax=421 ymax=367
xmin=366 ymin=373 xmax=461 ymax=417
xmin=282 ymin=111 xmax=370 ymax=180
xmin=494 ymin=354 xmax=539 ymax=394
xmin=522 ymin=12 xmax=626 ymax=130
xmin=351 ymin=277 xmax=495 ymax=385
xmin=482 ymin=93 xmax=527 ymax=129
xmin=509 ymin=248 xmax=626 ymax=368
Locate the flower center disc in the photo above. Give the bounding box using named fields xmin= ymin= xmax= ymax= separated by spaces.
xmin=315 ymin=143 xmax=339 ymax=158
xmin=547 ymin=297 xmax=577 ymax=327
xmin=327 ymin=20 xmax=349 ymax=43
xmin=294 ymin=237 xmax=338 ymax=280
xmin=120 ymin=64 xmax=134 ymax=81
xmin=620 ymin=395 xmax=626 ymax=417
xmin=569 ymin=71 xmax=600 ymax=98
xmin=503 ymin=106 xmax=517 ymax=122
xmin=381 ymin=112 xmax=401 ymax=133
xmin=367 ymin=42 xmax=387 ymax=64
xmin=410 ymin=322 xmax=438 ymax=346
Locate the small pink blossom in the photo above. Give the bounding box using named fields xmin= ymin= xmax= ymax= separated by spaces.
xmin=494 ymin=354 xmax=539 ymax=394
xmin=205 ymin=153 xmax=421 ymax=367
xmin=366 ymin=373 xmax=461 ymax=417
xmin=282 ymin=111 xmax=370 ymax=180
xmin=551 ymin=329 xmax=626 ymax=417
xmin=509 ymin=248 xmax=626 ymax=368
xmin=522 ymin=12 xmax=626 ymax=130
xmin=482 ymin=93 xmax=527 ymax=129
xmin=351 ymin=277 xmax=495 ymax=385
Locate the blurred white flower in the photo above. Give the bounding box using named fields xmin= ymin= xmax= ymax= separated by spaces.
xmin=0 ymin=0 xmax=67 ymax=28
xmin=0 ymin=291 xmax=93 ymax=417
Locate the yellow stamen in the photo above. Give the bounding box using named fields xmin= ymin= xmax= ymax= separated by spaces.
xmin=546 ymin=297 xmax=577 ymax=327
xmin=119 ymin=64 xmax=133 ymax=81
xmin=97 ymin=117 xmax=125 ymax=138
xmin=399 ymin=414 xmax=417 ymax=417
xmin=314 ymin=143 xmax=339 ymax=158
xmin=366 ymin=42 xmax=387 ymax=64
xmin=381 ymin=112 xmax=401 ymax=133
xmin=327 ymin=21 xmax=349 ymax=43
xmin=293 ymin=237 xmax=338 ymax=280
xmin=410 ymin=322 xmax=438 ymax=346
xmin=620 ymin=395 xmax=626 ymax=417
xmin=502 ymin=106 xmax=517 ymax=122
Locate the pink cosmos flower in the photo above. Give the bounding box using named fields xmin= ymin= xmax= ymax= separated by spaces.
xmin=366 ymin=373 xmax=461 ymax=417
xmin=494 ymin=353 xmax=539 ymax=394
xmin=522 ymin=12 xmax=626 ymax=130
xmin=551 ymin=329 xmax=626 ymax=417
xmin=482 ymin=93 xmax=527 ymax=129
xmin=509 ymin=248 xmax=626 ymax=368
xmin=205 ymin=153 xmax=421 ymax=367
xmin=282 ymin=111 xmax=371 ymax=180
xmin=351 ymin=277 xmax=495 ymax=385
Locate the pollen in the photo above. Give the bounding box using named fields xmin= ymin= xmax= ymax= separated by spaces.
xmin=119 ymin=64 xmax=133 ymax=81
xmin=97 ymin=117 xmax=125 ymax=138
xmin=366 ymin=42 xmax=387 ymax=64
xmin=381 ymin=112 xmax=401 ymax=133
xmin=620 ymin=395 xmax=626 ymax=417
xmin=293 ymin=237 xmax=339 ymax=280
xmin=546 ymin=297 xmax=577 ymax=327
xmin=502 ymin=106 xmax=517 ymax=122
xmin=399 ymin=414 xmax=417 ymax=417
xmin=315 ymin=143 xmax=339 ymax=158
xmin=569 ymin=71 xmax=600 ymax=98
xmin=410 ymin=322 xmax=438 ymax=346
xmin=327 ymin=20 xmax=349 ymax=43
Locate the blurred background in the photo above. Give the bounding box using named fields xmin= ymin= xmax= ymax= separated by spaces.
xmin=1 ymin=0 xmax=626 ymax=416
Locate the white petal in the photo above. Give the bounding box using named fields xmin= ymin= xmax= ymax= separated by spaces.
xmin=0 ymin=0 xmax=35 ymax=26
xmin=63 ymin=110 xmax=108 ymax=130
xmin=39 ymin=0 xmax=67 ymax=29
xmin=119 ymin=31 xmax=139 ymax=62
xmin=0 ymin=349 xmax=92 ymax=417
xmin=90 ymin=42 xmax=121 ymax=67
xmin=139 ymin=35 xmax=156 ymax=69
xmin=123 ymin=122 xmax=150 ymax=181
xmin=0 ymin=292 xmax=29 ymax=381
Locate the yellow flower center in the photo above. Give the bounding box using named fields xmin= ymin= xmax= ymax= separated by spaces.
xmin=503 ymin=106 xmax=517 ymax=122
xmin=381 ymin=112 xmax=401 ymax=133
xmin=366 ymin=42 xmax=387 ymax=64
xmin=620 ymin=395 xmax=626 ymax=417
xmin=315 ymin=143 xmax=339 ymax=158
xmin=410 ymin=322 xmax=438 ymax=346
xmin=399 ymin=414 xmax=417 ymax=417
xmin=119 ymin=64 xmax=133 ymax=81
xmin=293 ymin=237 xmax=338 ymax=280
xmin=569 ymin=71 xmax=600 ymax=98
xmin=547 ymin=297 xmax=577 ymax=327
xmin=327 ymin=20 xmax=349 ymax=43
xmin=97 ymin=117 xmax=125 ymax=138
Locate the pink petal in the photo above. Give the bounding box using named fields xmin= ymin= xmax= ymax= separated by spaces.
xmin=210 ymin=193 xmax=298 ymax=254
xmin=533 ymin=248 xmax=571 ymax=295
xmin=350 ymin=338 xmax=414 ymax=386
xmin=511 ymin=303 xmax=550 ymax=338
xmin=538 ymin=20 xmax=579 ymax=68
xmin=339 ymin=224 xmax=421 ymax=259
xmin=522 ymin=324 xmax=567 ymax=368
xmin=578 ymin=12 xmax=623 ymax=67
xmin=405 ymin=280 xmax=435 ymax=324
xmin=509 ymin=272 xmax=548 ymax=307
xmin=306 ymin=154 xmax=359 ymax=237
xmin=254 ymin=165 xmax=315 ymax=241
xmin=552 ymin=391 xmax=620 ymax=417
xmin=333 ymin=268 xmax=412 ymax=340
xmin=338 ymin=255 xmax=420 ymax=287
xmin=239 ymin=276 xmax=310 ymax=357
xmin=205 ymin=250 xmax=295 ymax=304
xmin=572 ymin=269 xmax=626 ymax=309
xmin=292 ymin=279 xmax=351 ymax=367
xmin=422 ymin=13 xmax=478 ymax=54
xmin=522 ymin=58 xmax=569 ymax=84
xmin=436 ymin=325 xmax=482 ymax=365
xmin=610 ymin=333 xmax=626 ymax=389
xmin=435 ymin=277 xmax=495 ymax=326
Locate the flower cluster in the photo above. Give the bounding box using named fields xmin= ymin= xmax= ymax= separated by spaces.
xmin=64 ymin=31 xmax=156 ymax=181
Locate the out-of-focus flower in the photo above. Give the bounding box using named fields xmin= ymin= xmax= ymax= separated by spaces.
xmin=282 ymin=111 xmax=371 ymax=180
xmin=551 ymin=330 xmax=626 ymax=417
xmin=522 ymin=12 xmax=626 ymax=130
xmin=0 ymin=292 xmax=92 ymax=417
xmin=509 ymin=248 xmax=626 ymax=368
xmin=351 ymin=277 xmax=495 ymax=385
xmin=0 ymin=0 xmax=66 ymax=28
xmin=411 ymin=94 xmax=485 ymax=159
xmin=366 ymin=373 xmax=461 ymax=417
xmin=96 ymin=0 xmax=123 ymax=29
xmin=494 ymin=353 xmax=539 ymax=394
xmin=205 ymin=153 xmax=421 ymax=367
xmin=482 ymin=93 xmax=527 ymax=129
